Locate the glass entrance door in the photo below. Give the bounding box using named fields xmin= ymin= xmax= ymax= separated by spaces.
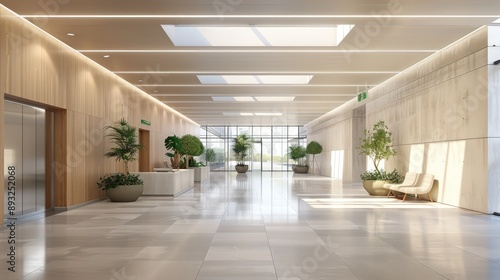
xmin=251 ymin=139 xmax=262 ymax=171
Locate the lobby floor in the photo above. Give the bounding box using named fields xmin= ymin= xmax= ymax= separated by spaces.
xmin=2 ymin=172 xmax=500 ymax=280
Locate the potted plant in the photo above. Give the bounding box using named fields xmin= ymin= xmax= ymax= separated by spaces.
xmin=232 ymin=133 xmax=252 ymax=173
xmin=306 ymin=141 xmax=322 ymax=174
xmin=357 ymin=120 xmax=401 ymax=195
xmin=181 ymin=134 xmax=209 ymax=181
xmin=97 ymin=118 xmax=144 ymax=202
xmin=204 ymin=148 xmax=216 ymax=166
xmin=164 ymin=134 xmax=182 ymax=170
xmin=289 ymin=145 xmax=308 ymax=173
xmin=180 ymin=134 xmax=205 ymax=168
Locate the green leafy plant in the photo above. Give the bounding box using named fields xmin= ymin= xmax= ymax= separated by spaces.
xmin=289 ymin=145 xmax=307 ymax=167
xmin=189 ymin=158 xmax=206 ymax=167
xmin=103 ymin=118 xmax=142 ymax=174
xmin=357 ymin=120 xmax=396 ymax=176
xmin=359 ymin=168 xmax=404 ymax=183
xmin=97 ymin=173 xmax=143 ymax=190
xmin=306 ymin=141 xmax=323 ymax=173
xmin=232 ymin=133 xmax=253 ymax=166
xmin=97 ymin=118 xmax=143 ymax=190
xmin=164 ymin=134 xmax=182 ymax=169
xmin=181 ymin=134 xmax=205 ymax=168
xmin=204 ymin=148 xmax=216 ymax=163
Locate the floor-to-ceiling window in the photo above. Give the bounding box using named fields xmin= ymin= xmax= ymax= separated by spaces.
xmin=199 ymin=126 xmax=306 ymax=171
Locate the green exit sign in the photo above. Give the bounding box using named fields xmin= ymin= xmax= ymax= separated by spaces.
xmin=357 ymin=91 xmax=367 ymax=102
xmin=141 ymin=119 xmax=151 ymax=126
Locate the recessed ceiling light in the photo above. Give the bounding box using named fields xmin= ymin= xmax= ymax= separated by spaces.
xmin=66 ymin=32 xmax=75 ymax=36
xmin=254 ymin=96 xmax=295 ymax=102
xmin=162 ymin=25 xmax=354 ymax=47
xmin=103 ymin=55 xmax=110 ymax=58
xmin=240 ymin=113 xmax=254 ymax=116
xmin=138 ymin=79 xmax=143 ymax=83
xmin=199 ymin=75 xmax=313 ymax=85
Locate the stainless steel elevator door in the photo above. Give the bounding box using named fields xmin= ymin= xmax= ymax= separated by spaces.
xmin=4 ymin=101 xmax=46 ymax=218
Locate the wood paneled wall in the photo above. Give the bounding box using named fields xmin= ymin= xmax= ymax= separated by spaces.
xmin=0 ymin=92 xmax=4 ymax=220
xmin=0 ymin=6 xmax=199 ymax=218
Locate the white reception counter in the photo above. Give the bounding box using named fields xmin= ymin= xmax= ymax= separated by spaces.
xmin=132 ymin=169 xmax=194 ymax=196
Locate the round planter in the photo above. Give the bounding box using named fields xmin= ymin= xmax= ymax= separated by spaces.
xmin=235 ymin=165 xmax=249 ymax=173
xmin=106 ymin=184 xmax=144 ymax=202
xmin=293 ymin=165 xmax=309 ymax=174
xmin=362 ymin=180 xmax=390 ymax=196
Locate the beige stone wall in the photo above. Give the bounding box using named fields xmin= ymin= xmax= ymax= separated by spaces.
xmin=306 ymin=26 xmax=500 ymax=213
xmin=306 ymin=101 xmax=366 ymax=182
xmin=0 ymin=6 xmax=199 ymax=219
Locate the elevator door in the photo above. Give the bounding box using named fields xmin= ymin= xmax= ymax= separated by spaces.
xmin=4 ymin=101 xmax=46 ymax=218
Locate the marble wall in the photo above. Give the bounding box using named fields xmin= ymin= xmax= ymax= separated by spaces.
xmin=307 ymin=26 xmax=500 ymax=213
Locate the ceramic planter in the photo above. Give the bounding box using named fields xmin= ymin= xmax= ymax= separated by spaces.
xmin=293 ymin=165 xmax=309 ymax=174
xmin=235 ymin=165 xmax=249 ymax=173
xmin=362 ymin=180 xmax=390 ymax=196
xmin=106 ymin=184 xmax=144 ymax=202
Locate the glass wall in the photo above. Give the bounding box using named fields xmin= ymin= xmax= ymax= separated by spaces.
xmin=199 ymin=126 xmax=306 ymax=171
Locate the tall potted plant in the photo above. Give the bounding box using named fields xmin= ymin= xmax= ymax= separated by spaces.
xmin=180 ymin=134 xmax=205 ymax=168
xmin=289 ymin=145 xmax=308 ymax=173
xmin=232 ymin=133 xmax=252 ymax=173
xmin=204 ymin=148 xmax=216 ymax=166
xmin=164 ymin=134 xmax=182 ymax=170
xmin=357 ymin=120 xmax=402 ymax=195
xmin=97 ymin=118 xmax=144 ymax=202
xmin=306 ymin=141 xmax=322 ymax=174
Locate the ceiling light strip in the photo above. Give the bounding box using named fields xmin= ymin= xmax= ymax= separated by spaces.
xmin=153 ymin=94 xmax=356 ymax=97
xmin=20 ymin=15 xmax=500 ymax=19
xmin=78 ymin=49 xmax=438 ymax=53
xmin=136 ymin=84 xmax=377 ymax=87
xmin=117 ymin=71 xmax=397 ymax=74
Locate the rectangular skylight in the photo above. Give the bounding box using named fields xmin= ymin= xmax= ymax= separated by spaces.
xmin=162 ymin=25 xmax=354 ymax=47
xmin=212 ymin=96 xmax=255 ymax=102
xmin=199 ymin=75 xmax=313 ymax=85
xmin=254 ymin=96 xmax=295 ymax=102
xmin=495 ymin=18 xmax=500 ymax=23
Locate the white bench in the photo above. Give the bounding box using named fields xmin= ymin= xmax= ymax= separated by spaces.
xmin=384 ymin=172 xmax=435 ymax=202
xmin=384 ymin=172 xmax=419 ymax=197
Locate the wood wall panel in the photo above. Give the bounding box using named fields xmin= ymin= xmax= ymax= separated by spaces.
xmin=0 ymin=92 xmax=4 ymax=219
xmin=53 ymin=109 xmax=68 ymax=207
xmin=0 ymin=6 xmax=199 ymax=217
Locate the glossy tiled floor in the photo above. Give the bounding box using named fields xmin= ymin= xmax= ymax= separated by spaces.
xmin=2 ymin=172 xmax=500 ymax=279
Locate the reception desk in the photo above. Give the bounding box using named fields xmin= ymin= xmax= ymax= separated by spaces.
xmin=132 ymin=169 xmax=194 ymax=196
xmin=192 ymin=166 xmax=210 ymax=182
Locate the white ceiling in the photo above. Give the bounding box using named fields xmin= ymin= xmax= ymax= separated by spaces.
xmin=2 ymin=0 xmax=499 ymax=126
